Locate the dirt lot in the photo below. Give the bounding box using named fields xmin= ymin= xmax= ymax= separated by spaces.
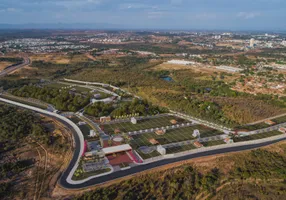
xmin=30 ymin=53 xmax=90 ymax=64
xmin=0 ymin=61 xmax=13 ymax=71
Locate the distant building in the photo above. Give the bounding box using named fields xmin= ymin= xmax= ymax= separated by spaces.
xmin=264 ymin=120 xmax=276 ymax=125
xmin=89 ymin=130 xmax=97 ymax=137
xmin=192 ymin=129 xmax=200 ymax=138
xmin=131 ymin=117 xmax=137 ymax=124
xmin=157 ymin=145 xmax=166 ymax=155
xmin=155 ymin=129 xmax=166 ymax=136
xmin=78 ymin=121 xmax=86 ymax=126
xmin=224 ymin=137 xmax=234 ymax=144
xmin=114 ymin=128 xmax=121 ymax=134
xmin=250 ymin=38 xmax=255 ymax=48
xmin=167 ymin=60 xmax=196 ymax=65
xmin=149 ymin=138 xmax=159 ymax=145
xmin=213 ymin=35 xmax=221 ymax=40
xmin=278 ymin=127 xmax=286 ymax=133
xmin=99 ymin=135 xmax=110 ymax=147
xmin=216 ymin=65 xmax=243 ymax=73
xmin=170 ymin=119 xmax=177 ymax=125
xmin=100 ymin=116 xmax=111 ymax=123
xmin=193 ymin=141 xmax=203 ymax=148
xmin=102 ymin=144 xmax=132 ymax=156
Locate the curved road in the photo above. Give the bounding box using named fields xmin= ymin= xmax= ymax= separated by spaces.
xmin=0 ymin=56 xmax=30 ymax=77
xmin=59 ymin=136 xmax=286 ymax=189
xmin=1 ymin=97 xmax=286 ymax=189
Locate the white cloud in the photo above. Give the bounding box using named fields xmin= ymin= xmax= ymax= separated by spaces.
xmin=119 ymin=3 xmax=158 ymax=10
xmin=170 ymin=0 xmax=183 ymax=5
xmin=0 ymin=7 xmax=18 ymax=12
xmin=194 ymin=13 xmax=217 ymax=20
xmin=237 ymin=12 xmax=261 ymax=19
xmin=147 ymin=11 xmax=165 ymax=19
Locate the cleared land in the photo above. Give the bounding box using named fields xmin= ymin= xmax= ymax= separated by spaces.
xmin=201 ymin=140 xmax=225 ymax=147
xmin=0 ymin=61 xmax=13 ymax=71
xmin=30 ymin=53 xmax=90 ymax=64
xmin=130 ymin=125 xmax=224 ymax=148
xmin=234 ymin=131 xmax=283 ymax=142
xmin=102 ymin=115 xmax=187 ymax=134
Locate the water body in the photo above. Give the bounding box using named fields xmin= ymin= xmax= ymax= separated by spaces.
xmin=161 ymin=76 xmax=173 ymax=82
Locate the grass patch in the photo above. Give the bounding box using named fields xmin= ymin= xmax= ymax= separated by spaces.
xmin=72 ymin=168 xmax=111 ymax=181
xmin=237 ymin=122 xmax=271 ymax=131
xmin=201 ymin=140 xmax=225 ymax=147
xmin=0 ymin=94 xmax=47 ymax=109
xmin=272 ymin=115 xmax=286 ymax=124
xmin=103 ymin=115 xmax=188 ymax=134
xmin=136 ymin=149 xmax=161 ymax=160
xmin=234 ymin=131 xmax=283 ymax=142
xmin=166 ymin=144 xmax=196 ymax=154
xmin=130 ymin=125 xmax=224 ymax=148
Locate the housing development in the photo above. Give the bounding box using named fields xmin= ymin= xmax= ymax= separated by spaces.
xmin=1 ymin=29 xmax=286 ymax=199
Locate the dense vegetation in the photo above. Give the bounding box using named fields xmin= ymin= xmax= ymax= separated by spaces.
xmin=0 ymin=57 xmax=23 ymax=63
xmin=75 ymin=147 xmax=286 ymax=200
xmin=0 ymin=104 xmax=48 ymax=148
xmin=85 ymin=98 xmax=168 ymax=117
xmin=11 ymin=85 xmax=90 ymax=111
xmin=0 ymin=79 xmax=39 ymax=90
xmin=0 ymin=104 xmax=47 ymax=197
xmin=70 ymin=56 xmax=286 ymax=127
xmin=75 ymin=166 xmax=220 ymax=200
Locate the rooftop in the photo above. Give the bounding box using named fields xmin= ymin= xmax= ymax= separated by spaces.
xmin=102 ymin=144 xmax=132 ymax=155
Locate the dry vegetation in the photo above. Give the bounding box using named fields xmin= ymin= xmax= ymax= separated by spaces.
xmin=30 ymin=53 xmax=90 ymax=64
xmin=1 ymin=114 xmax=73 ymax=200
xmin=201 ymin=96 xmax=286 ymax=124
xmin=53 ymin=141 xmax=286 ymax=200
xmin=0 ymin=61 xmax=13 ymax=71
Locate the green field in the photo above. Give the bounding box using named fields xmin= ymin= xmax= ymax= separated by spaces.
xmin=201 ymin=140 xmax=225 ymax=147
xmin=0 ymin=94 xmax=47 ymax=109
xmin=272 ymin=115 xmax=286 ymax=124
xmin=69 ymin=116 xmax=92 ymax=138
xmin=165 ymin=144 xmax=196 ymax=154
xmin=47 ymin=82 xmax=112 ymax=99
xmin=72 ymin=168 xmax=111 ymax=181
xmin=136 ymin=150 xmax=161 ymax=160
xmin=102 ymin=115 xmax=188 ymax=134
xmin=234 ymin=131 xmax=283 ymax=142
xmin=130 ymin=125 xmax=224 ymax=149
xmin=46 ymin=82 xmax=68 ymax=89
xmin=236 ymin=122 xmax=271 ymax=131
xmin=237 ymin=115 xmax=286 ymax=131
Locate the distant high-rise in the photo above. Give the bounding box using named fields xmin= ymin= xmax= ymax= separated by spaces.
xmin=250 ymin=38 xmax=255 ymax=48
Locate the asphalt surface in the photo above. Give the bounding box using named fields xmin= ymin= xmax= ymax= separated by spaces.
xmin=0 ymin=57 xmax=30 ymax=77
xmin=58 ymin=122 xmax=286 ymax=189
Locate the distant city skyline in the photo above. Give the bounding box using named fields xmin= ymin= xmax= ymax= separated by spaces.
xmin=1 ymin=0 xmax=285 ymax=30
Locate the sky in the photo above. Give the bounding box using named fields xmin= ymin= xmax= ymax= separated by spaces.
xmin=0 ymin=0 xmax=285 ymax=30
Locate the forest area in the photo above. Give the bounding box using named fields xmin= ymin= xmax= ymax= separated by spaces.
xmin=84 ymin=99 xmax=167 ymax=118
xmin=69 ymin=56 xmax=286 ymax=127
xmin=0 ymin=104 xmax=48 ymax=197
xmin=11 ymin=85 xmax=90 ymax=112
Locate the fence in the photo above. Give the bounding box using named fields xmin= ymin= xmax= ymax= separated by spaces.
xmin=142 ymin=134 xmax=286 ymax=163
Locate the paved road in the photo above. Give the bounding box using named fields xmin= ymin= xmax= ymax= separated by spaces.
xmin=1 ymin=97 xmax=286 ymax=190
xmin=0 ymin=56 xmax=30 ymax=77
xmin=59 ymin=136 xmax=285 ymax=189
